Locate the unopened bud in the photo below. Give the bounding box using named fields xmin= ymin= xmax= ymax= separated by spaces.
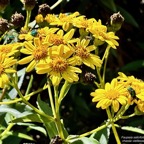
xmin=0 ymin=18 xmax=9 ymax=35
xmin=0 ymin=0 xmax=9 ymax=12
xmin=22 ymin=0 xmax=36 ymax=11
xmin=38 ymin=3 xmax=50 ymax=17
xmin=84 ymin=72 xmax=96 ymax=84
xmin=107 ymin=12 xmax=124 ymax=32
xmin=11 ymin=12 xmax=24 ymax=28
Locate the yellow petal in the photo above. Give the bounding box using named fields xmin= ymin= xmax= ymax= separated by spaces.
xmin=18 ymin=56 xmax=33 ymax=64
xmin=26 ymin=60 xmax=36 ymax=72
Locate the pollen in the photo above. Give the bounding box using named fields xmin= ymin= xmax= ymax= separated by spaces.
xmin=50 ymin=57 xmax=68 ymax=73
xmin=75 ymin=46 xmax=90 ymax=58
xmin=106 ymin=90 xmax=119 ymax=100
xmin=33 ymin=46 xmax=48 ymax=60
xmin=49 ymin=34 xmax=64 ymax=45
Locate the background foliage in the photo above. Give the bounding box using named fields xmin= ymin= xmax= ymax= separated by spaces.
xmin=1 ymin=0 xmax=144 ymax=143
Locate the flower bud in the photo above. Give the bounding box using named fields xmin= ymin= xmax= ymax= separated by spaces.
xmin=0 ymin=0 xmax=9 ymax=13
xmin=84 ymin=72 xmax=96 ymax=84
xmin=38 ymin=3 xmax=50 ymax=17
xmin=22 ymin=0 xmax=36 ymax=11
xmin=11 ymin=12 xmax=24 ymax=28
xmin=107 ymin=12 xmax=124 ymax=32
xmin=0 ymin=18 xmax=9 ymax=35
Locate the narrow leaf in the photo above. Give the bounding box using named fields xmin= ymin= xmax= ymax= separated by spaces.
xmin=121 ymin=126 xmax=144 ymax=134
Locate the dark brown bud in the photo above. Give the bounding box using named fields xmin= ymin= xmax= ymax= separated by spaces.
xmin=23 ymin=0 xmax=36 ymax=11
xmin=38 ymin=3 xmax=50 ymax=17
xmin=0 ymin=18 xmax=9 ymax=35
xmin=107 ymin=12 xmax=124 ymax=32
xmin=0 ymin=0 xmax=9 ymax=12
xmin=11 ymin=12 xmax=24 ymax=28
xmin=84 ymin=72 xmax=96 ymax=84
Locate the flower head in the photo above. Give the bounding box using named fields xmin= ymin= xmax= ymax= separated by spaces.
xmin=91 ymin=78 xmax=128 ymax=112
xmin=0 ymin=43 xmax=21 ymax=56
xmin=36 ymin=45 xmax=81 ymax=86
xmin=18 ymin=37 xmax=49 ymax=72
xmin=46 ymin=12 xmax=80 ymax=31
xmin=0 ymin=55 xmax=17 ymax=88
xmin=117 ymin=72 xmax=144 ymax=102
xmin=88 ymin=20 xmax=119 ymax=48
xmin=68 ymin=39 xmax=102 ymax=69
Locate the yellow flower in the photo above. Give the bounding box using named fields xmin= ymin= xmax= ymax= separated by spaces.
xmin=68 ymin=39 xmax=102 ymax=69
xmin=46 ymin=12 xmax=80 ymax=31
xmin=44 ymin=28 xmax=77 ymax=46
xmin=35 ymin=14 xmax=44 ymax=23
xmin=36 ymin=45 xmax=81 ymax=86
xmin=37 ymin=27 xmax=59 ymax=39
xmin=18 ymin=37 xmax=49 ymax=72
xmin=0 ymin=43 xmax=22 ymax=56
xmin=73 ymin=15 xmax=96 ymax=29
xmin=88 ymin=20 xmax=119 ymax=49
xmin=0 ymin=55 xmax=17 ymax=88
xmin=91 ymin=78 xmax=128 ymax=112
xmin=136 ymin=99 xmax=144 ymax=113
xmin=117 ymin=72 xmax=144 ymax=101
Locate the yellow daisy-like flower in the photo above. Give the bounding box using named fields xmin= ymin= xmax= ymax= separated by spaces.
xmin=117 ymin=72 xmax=144 ymax=101
xmin=91 ymin=78 xmax=128 ymax=112
xmin=0 ymin=55 xmax=17 ymax=88
xmin=18 ymin=37 xmax=49 ymax=72
xmin=68 ymin=39 xmax=102 ymax=69
xmin=88 ymin=20 xmax=119 ymax=49
xmin=44 ymin=28 xmax=77 ymax=46
xmin=37 ymin=27 xmax=59 ymax=39
xmin=46 ymin=12 xmax=80 ymax=31
xmin=0 ymin=43 xmax=22 ymax=56
xmin=36 ymin=45 xmax=82 ymax=86
xmin=73 ymin=15 xmax=96 ymax=29
xmin=136 ymin=99 xmax=144 ymax=113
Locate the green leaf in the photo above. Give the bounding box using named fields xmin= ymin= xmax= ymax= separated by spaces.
xmin=117 ymin=5 xmax=139 ymax=28
xmin=29 ymin=125 xmax=47 ymax=136
xmin=8 ymin=68 xmax=26 ymax=99
xmin=121 ymin=126 xmax=144 ymax=134
xmin=90 ymin=126 xmax=110 ymax=144
xmin=99 ymin=0 xmax=117 ymax=12
xmin=71 ymin=137 xmax=100 ymax=144
xmin=37 ymin=95 xmax=52 ymax=116
xmin=44 ymin=121 xmax=58 ymax=139
xmin=120 ymin=60 xmax=144 ymax=72
xmin=11 ymin=113 xmax=52 ymax=123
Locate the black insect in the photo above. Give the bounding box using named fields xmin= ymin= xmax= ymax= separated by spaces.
xmin=31 ymin=29 xmax=38 ymax=36
xmin=127 ymin=86 xmax=136 ymax=98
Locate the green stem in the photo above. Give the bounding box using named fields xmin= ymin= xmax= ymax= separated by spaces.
xmin=25 ymin=74 xmax=33 ymax=95
xmin=24 ymin=10 xmax=31 ymax=31
xmin=121 ymin=113 xmax=135 ymax=119
xmin=0 ymin=86 xmax=48 ymax=105
xmin=106 ymin=108 xmax=121 ymax=144
xmin=54 ymin=85 xmax=65 ymax=141
xmin=79 ymin=122 xmax=109 ymax=138
xmin=0 ymin=123 xmax=15 ymax=138
xmin=47 ymin=80 xmax=56 ymax=118
xmin=114 ymin=104 xmax=130 ymax=122
xmin=12 ymin=81 xmax=54 ymax=121
xmin=102 ymin=45 xmax=111 ymax=85
xmin=0 ymin=86 xmax=7 ymax=102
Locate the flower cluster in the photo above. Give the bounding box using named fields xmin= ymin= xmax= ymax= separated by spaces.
xmin=16 ymin=12 xmax=120 ymax=86
xmin=91 ymin=72 xmax=144 ymax=113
